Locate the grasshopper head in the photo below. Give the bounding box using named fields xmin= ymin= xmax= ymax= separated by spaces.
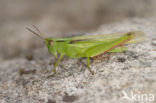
xmin=27 ymin=25 xmax=57 ymax=57
xmin=45 ymin=38 xmax=57 ymax=57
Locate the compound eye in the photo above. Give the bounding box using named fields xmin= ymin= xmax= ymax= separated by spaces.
xmin=48 ymin=40 xmax=53 ymax=46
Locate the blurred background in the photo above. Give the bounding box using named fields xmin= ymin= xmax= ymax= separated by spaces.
xmin=0 ymin=0 xmax=156 ymax=60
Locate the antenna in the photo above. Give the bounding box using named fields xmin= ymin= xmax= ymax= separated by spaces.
xmin=26 ymin=25 xmax=45 ymax=40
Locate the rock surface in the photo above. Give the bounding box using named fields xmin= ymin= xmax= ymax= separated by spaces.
xmin=0 ymin=18 xmax=156 ymax=103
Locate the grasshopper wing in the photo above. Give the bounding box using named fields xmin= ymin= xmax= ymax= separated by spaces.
xmin=71 ymin=31 xmax=145 ymax=44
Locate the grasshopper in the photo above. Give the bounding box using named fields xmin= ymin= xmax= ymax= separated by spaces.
xmin=27 ymin=25 xmax=145 ymax=76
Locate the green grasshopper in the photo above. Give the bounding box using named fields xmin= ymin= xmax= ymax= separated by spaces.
xmin=27 ymin=25 xmax=145 ymax=76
